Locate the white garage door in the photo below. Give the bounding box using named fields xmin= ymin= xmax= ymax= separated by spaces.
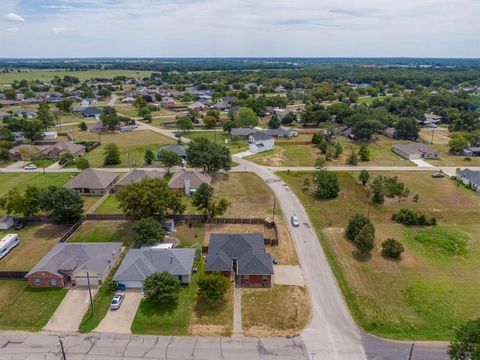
xmin=120 ymin=281 xmax=143 ymax=288
xmin=74 ymin=276 xmax=101 ymax=287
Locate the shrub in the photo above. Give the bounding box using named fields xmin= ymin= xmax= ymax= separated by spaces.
xmin=144 ymin=272 xmax=181 ymax=305
xmin=381 ymin=238 xmax=404 ymax=259
xmin=353 ymin=223 xmax=375 ymax=252
xmin=448 ymin=317 xmax=480 ymax=360
xmin=392 ymin=208 xmax=437 ymax=226
xmin=346 ymin=213 xmax=373 ymax=241
xmin=313 ymin=170 xmax=339 ymax=200
xmin=197 ymin=271 xmax=230 ymax=305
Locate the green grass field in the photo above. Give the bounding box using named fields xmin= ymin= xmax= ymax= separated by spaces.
xmin=0 ymin=69 xmax=152 ymax=85
xmin=278 ymin=170 xmax=480 ymax=340
xmin=0 ymin=280 xmax=67 ymax=331
xmin=68 ymin=220 xmax=133 ymax=247
xmin=94 ymin=194 xmax=123 ymax=214
xmin=184 ymin=131 xmax=248 ymax=154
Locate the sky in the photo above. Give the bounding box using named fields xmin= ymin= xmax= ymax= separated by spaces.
xmin=0 ymin=0 xmax=479 ymax=58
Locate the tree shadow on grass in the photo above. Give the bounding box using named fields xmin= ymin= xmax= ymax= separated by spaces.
xmin=352 ymin=250 xmax=372 ymax=262
xmin=138 ymin=299 xmax=178 ymax=317
xmin=193 ymin=297 xmax=227 ymax=320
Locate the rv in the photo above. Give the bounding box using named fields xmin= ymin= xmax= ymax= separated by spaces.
xmin=0 ymin=234 xmax=20 ymax=260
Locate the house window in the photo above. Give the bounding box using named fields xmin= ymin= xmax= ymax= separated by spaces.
xmin=51 ymin=278 xmax=57 ymax=286
xmin=34 ymin=277 xmax=40 ymax=285
xmin=244 ymin=275 xmax=249 ymax=283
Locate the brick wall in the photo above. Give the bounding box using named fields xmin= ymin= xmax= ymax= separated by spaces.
xmin=27 ymin=271 xmax=65 ymax=288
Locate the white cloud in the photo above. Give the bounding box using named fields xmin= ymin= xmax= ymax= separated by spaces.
xmin=6 ymin=27 xmax=19 ymax=33
xmin=52 ymin=26 xmax=67 ymax=35
xmin=4 ymin=13 xmax=24 ymax=22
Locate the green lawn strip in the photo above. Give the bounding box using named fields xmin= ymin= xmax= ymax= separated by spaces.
xmin=0 ymin=281 xmax=67 ymax=331
xmin=183 ymin=131 xmax=248 ymax=154
xmin=0 ymin=172 xmax=76 ymax=198
xmin=78 ymin=251 xmax=126 ymax=333
xmin=94 ymin=194 xmax=123 ymax=214
xmin=68 ymin=220 xmax=133 ymax=247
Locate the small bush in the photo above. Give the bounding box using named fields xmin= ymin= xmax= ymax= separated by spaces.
xmin=346 ymin=213 xmax=374 ymax=241
xmin=392 ymin=208 xmax=436 ymax=226
xmin=108 ymin=281 xmax=117 ymax=292
xmin=381 ymin=238 xmax=404 ymax=259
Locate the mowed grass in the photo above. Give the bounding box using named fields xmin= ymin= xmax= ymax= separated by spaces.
xmin=242 ymin=285 xmax=311 ymax=337
xmin=278 ymin=170 xmax=480 ymax=340
xmin=73 ymin=130 xmax=174 ymax=168
xmin=0 ymin=69 xmax=151 ymax=85
xmin=247 ymin=135 xmax=414 ymax=167
xmin=0 ymin=224 xmax=67 ymax=271
xmin=184 ymin=131 xmax=249 ymax=154
xmin=94 ymin=194 xmax=123 ymax=214
xmin=68 ymin=220 xmax=133 ymax=247
xmin=0 ymin=280 xmax=67 ymax=331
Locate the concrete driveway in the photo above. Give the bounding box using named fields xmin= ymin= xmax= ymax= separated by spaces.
xmin=94 ymin=289 xmax=143 ymax=334
xmin=44 ymin=287 xmax=98 ymax=332
xmin=273 ymin=265 xmax=304 ymax=286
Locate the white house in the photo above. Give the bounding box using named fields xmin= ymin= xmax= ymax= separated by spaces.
xmin=42 ymin=132 xmax=58 ymax=140
xmin=248 ymin=132 xmax=275 ymax=154
xmin=81 ymin=98 xmax=98 ymax=107
xmin=457 ymin=169 xmax=480 ymax=192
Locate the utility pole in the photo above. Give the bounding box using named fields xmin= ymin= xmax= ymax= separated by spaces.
xmin=272 ymin=197 xmax=276 ymax=222
xmin=86 ymin=272 xmax=94 ymax=317
xmin=56 ymin=336 xmax=66 ymax=360
xmin=430 ymin=126 xmax=435 ymax=144
xmin=127 ymin=152 xmax=131 ymax=170
xmin=408 ymin=343 xmax=415 ymax=360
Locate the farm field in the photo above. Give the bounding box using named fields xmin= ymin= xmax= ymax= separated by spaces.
xmin=0 ymin=280 xmax=67 ymax=331
xmin=184 ymin=131 xmax=249 ymax=154
xmin=72 ymin=130 xmax=174 ymax=167
xmin=0 ymin=224 xmax=67 ymax=271
xmin=278 ymin=170 xmax=480 ymax=340
xmin=247 ymin=135 xmax=414 ymax=167
xmin=0 ymin=69 xmax=152 ymax=85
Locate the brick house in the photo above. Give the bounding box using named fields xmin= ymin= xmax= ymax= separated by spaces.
xmin=25 ymin=243 xmax=122 ymax=288
xmin=205 ymin=233 xmax=273 ymax=288
xmin=64 ymin=168 xmax=119 ymax=195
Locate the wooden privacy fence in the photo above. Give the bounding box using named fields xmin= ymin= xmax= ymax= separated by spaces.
xmin=0 ymin=271 xmax=28 ymax=280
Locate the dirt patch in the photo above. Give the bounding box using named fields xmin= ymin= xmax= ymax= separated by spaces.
xmin=190 ymin=324 xmax=230 ymax=337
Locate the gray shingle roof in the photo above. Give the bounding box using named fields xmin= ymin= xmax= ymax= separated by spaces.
xmin=250 ymin=132 xmax=273 ymax=141
xmin=64 ymin=169 xmax=118 ymax=190
xmin=231 ymin=128 xmax=254 ymax=137
xmin=168 ymin=170 xmax=212 ymax=189
xmin=392 ymin=143 xmax=438 ymax=156
xmin=162 ymin=145 xmax=188 ymax=157
xmin=459 ymin=169 xmax=480 ymax=186
xmin=116 ymin=169 xmax=165 ymax=187
xmin=113 ymin=248 xmax=195 ymax=282
xmin=205 ymin=234 xmax=273 ymax=276
xmin=26 ymin=243 xmax=122 ymax=277
xmin=46 ymin=141 xmax=86 ymax=156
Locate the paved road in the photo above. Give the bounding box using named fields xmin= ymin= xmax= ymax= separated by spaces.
xmin=233 ymin=155 xmax=367 ymax=360
xmin=0 ymin=332 xmax=308 ymax=359
xmin=107 ymin=94 xmax=118 ymax=107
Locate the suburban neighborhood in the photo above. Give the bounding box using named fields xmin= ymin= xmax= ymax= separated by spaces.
xmin=0 ymin=3 xmax=479 ymax=358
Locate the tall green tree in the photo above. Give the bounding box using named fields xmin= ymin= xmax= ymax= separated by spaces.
xmin=197 ymin=271 xmax=230 ymax=305
xmin=313 ymin=170 xmax=339 ymax=200
xmin=37 ymin=102 xmax=54 ymax=130
xmin=358 ymin=144 xmax=370 ymax=161
xmin=103 ymin=143 xmax=121 ymax=165
xmin=192 ymin=183 xmax=229 ymax=219
xmin=358 ymin=169 xmax=370 ymax=186
xmin=0 ymin=185 xmax=42 ymax=217
xmin=234 ymin=107 xmax=258 ymax=127
xmin=448 ymin=318 xmax=480 ymax=360
xmin=177 ymin=116 xmax=193 ymax=133
xmin=346 ymin=213 xmax=373 ymax=241
xmin=267 ymin=114 xmax=281 ymax=129
xmin=186 ymin=137 xmax=231 ymax=173
xmin=157 ymin=149 xmax=182 ymax=174
xmin=100 ymin=106 xmax=120 ymax=131
xmin=144 ymin=272 xmax=181 ymax=305
xmin=144 ymin=149 xmax=155 ymax=165
xmin=132 ymin=217 xmax=165 ymax=248
xmin=394 ymin=117 xmax=420 ymax=140
xmin=39 ymin=186 xmax=84 ymax=224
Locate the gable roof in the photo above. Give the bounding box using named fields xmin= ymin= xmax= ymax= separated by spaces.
xmin=45 ymin=141 xmax=86 ymax=155
xmin=81 ymin=107 xmax=103 ymax=116
xmin=250 ymin=132 xmax=273 ymax=142
xmin=392 ymin=143 xmax=439 ymax=156
xmin=113 ymin=248 xmax=195 ymax=282
xmin=231 ymin=128 xmax=254 ymax=137
xmin=162 ymin=145 xmax=188 ymax=157
xmin=459 ymin=169 xmax=480 ymax=186
xmin=168 ymin=170 xmax=212 ymax=189
xmin=116 ymin=169 xmax=165 ymax=187
xmin=205 ymin=233 xmax=273 ymax=276
xmin=64 ymin=169 xmax=118 ymax=190
xmin=26 ymin=243 xmax=122 ymax=277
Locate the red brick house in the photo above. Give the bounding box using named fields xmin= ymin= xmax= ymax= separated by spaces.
xmin=205 ymin=233 xmax=273 ymax=288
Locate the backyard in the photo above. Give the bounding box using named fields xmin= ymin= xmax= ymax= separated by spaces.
xmin=279 ymin=170 xmax=480 ymax=340
xmin=67 ymin=220 xmax=133 ymax=247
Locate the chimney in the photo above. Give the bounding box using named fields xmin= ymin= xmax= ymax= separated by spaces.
xmin=184 ymin=179 xmax=191 ymax=196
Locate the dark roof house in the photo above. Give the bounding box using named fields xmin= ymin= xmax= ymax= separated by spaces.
xmin=157 ymin=145 xmax=188 ymax=160
xmin=116 ymin=169 xmax=165 ymax=188
xmin=64 ymin=169 xmax=119 ymax=195
xmin=168 ymin=170 xmax=212 ymax=194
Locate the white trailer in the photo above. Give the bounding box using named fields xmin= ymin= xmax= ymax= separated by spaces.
xmin=0 ymin=234 xmax=20 ymax=260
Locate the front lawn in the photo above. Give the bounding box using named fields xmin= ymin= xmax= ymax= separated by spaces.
xmin=242 ymin=285 xmax=311 ymax=337
xmin=278 ymin=170 xmax=480 ymax=340
xmin=0 ymin=280 xmax=67 ymax=331
xmin=0 ymin=224 xmax=67 ymax=271
xmin=68 ymin=220 xmax=133 ymax=247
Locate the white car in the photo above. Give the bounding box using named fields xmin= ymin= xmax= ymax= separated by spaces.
xmin=24 ymin=164 xmax=37 ymax=170
xmin=291 ymin=214 xmax=300 ymax=227
xmin=109 ymin=293 xmax=124 ymax=310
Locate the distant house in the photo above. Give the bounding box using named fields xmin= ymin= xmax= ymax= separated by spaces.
xmin=15 ymin=109 xmax=37 ymax=119
xmin=457 ymin=169 xmax=480 ymax=192
xmin=113 ymin=247 xmax=196 ymax=288
xmin=81 ymin=107 xmax=103 ymax=119
xmin=81 ymin=98 xmax=98 ymax=107
xmin=463 ymin=146 xmax=480 ymax=157
xmin=231 ymin=128 xmax=254 ymax=137
xmin=43 ymin=141 xmax=86 ymax=160
xmin=8 ymin=144 xmax=49 ymax=161
xmin=12 ymin=132 xmax=25 ymax=143
xmin=156 ymin=145 xmax=188 ymax=161
xmin=64 ymin=169 xmax=119 ymax=195
xmin=381 ymin=127 xmax=396 ymax=139
xmin=212 ymin=101 xmax=228 ymax=111
xmin=42 ymin=132 xmax=58 ymax=141
xmin=121 ymin=96 xmax=135 ymax=103
xmin=205 ymin=233 xmax=273 ymax=288
xmin=161 ymin=97 xmax=175 ymax=108
xmin=264 ymin=128 xmax=296 ymax=139
xmin=89 ymin=120 xmax=105 ymax=133
xmin=168 ymin=170 xmax=212 ymax=195
xmin=392 ymin=143 xmax=439 ymax=160
xmin=248 ymin=132 xmax=275 ymax=154
xmin=115 ymin=169 xmax=165 ymax=189
xmin=188 ymin=101 xmax=206 ymax=111
xmin=423 ymin=112 xmax=442 ymax=126
xmin=25 ymin=243 xmax=122 ymax=288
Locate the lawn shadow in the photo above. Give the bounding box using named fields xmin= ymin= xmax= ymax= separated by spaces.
xmin=193 ymin=297 xmax=227 ymax=320
xmin=140 ymin=299 xmax=179 ymax=317
xmin=352 ymin=250 xmax=372 ymax=262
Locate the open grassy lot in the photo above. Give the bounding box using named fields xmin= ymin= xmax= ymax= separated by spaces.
xmin=184 ymin=131 xmax=249 ymax=154
xmin=0 ymin=224 xmax=67 ymax=271
xmin=191 ymin=286 xmax=233 ymax=336
xmin=94 ymin=194 xmax=123 ymax=214
xmin=0 ymin=280 xmax=67 ymax=331
xmin=72 ymin=130 xmax=174 ymax=168
xmin=114 ymin=104 xmax=178 ymax=118
xmin=242 ymin=285 xmax=311 ymax=337
xmin=278 ymin=170 xmax=480 ymax=340
xmin=247 ymin=135 xmax=414 ymax=167
xmin=68 ymin=220 xmax=133 ymax=247
xmin=0 ymin=69 xmax=151 ymax=85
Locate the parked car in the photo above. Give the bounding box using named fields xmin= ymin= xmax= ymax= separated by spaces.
xmin=109 ymin=293 xmax=124 ymax=310
xmin=13 ymin=219 xmax=26 ymax=230
xmin=24 ymin=164 xmax=37 ymax=170
xmin=432 ymin=172 xmax=445 ymax=178
xmin=174 ymin=133 xmax=182 ymax=139
xmin=291 ymin=214 xmax=300 ymax=227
